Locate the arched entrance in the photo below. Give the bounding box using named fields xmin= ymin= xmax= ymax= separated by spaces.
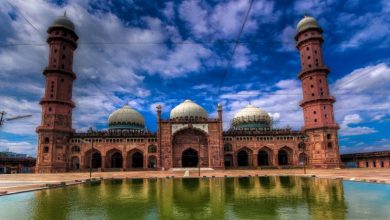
xmin=172 ymin=128 xmax=208 ymax=168
xmin=71 ymin=156 xmax=80 ymax=169
xmin=237 ymin=150 xmax=249 ymax=166
xmin=111 ymin=152 xmax=123 ymax=168
xmin=148 ymin=156 xmax=157 ymax=168
xmin=224 ymin=154 xmax=233 ymax=167
xmin=299 ymin=153 xmax=307 ymax=165
xmin=132 ymin=152 xmax=144 ymax=168
xmin=182 ymin=148 xmax=198 ymax=167
xmin=278 ymin=149 xmax=289 ymax=166
xmin=92 ymin=152 xmax=102 ymax=168
xmin=258 ymin=150 xmax=269 ymax=166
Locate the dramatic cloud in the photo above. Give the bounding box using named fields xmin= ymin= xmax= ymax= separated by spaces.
xmin=333 ymin=63 xmax=390 ymax=122
xmin=0 ymin=139 xmax=36 ymax=156
xmin=219 ymin=79 xmax=302 ymax=130
xmin=339 ymin=114 xmax=377 ymax=136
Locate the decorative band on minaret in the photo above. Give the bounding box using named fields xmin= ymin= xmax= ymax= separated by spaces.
xmin=295 ymin=16 xmax=341 ymax=168
xmin=36 ymin=14 xmax=78 ymax=173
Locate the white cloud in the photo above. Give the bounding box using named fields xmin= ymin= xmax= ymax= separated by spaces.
xmin=219 ymin=79 xmax=302 ymax=130
xmin=341 ymin=19 xmax=390 ymax=49
xmin=163 ymin=1 xmax=175 ymax=20
xmin=0 ymin=0 xmax=219 ymax=138
xmin=333 ymin=63 xmax=390 ymax=122
xmin=293 ymin=0 xmax=336 ymax=16
xmin=232 ymin=44 xmax=252 ymax=69
xmin=342 ymin=114 xmax=362 ymax=124
xmin=279 ymin=25 xmax=296 ymax=51
xmin=339 ymin=114 xmax=377 ymax=136
xmin=178 ymin=1 xmax=209 ymax=36
xmin=0 ymin=96 xmax=40 ymax=135
xmin=178 ymin=0 xmax=278 ymax=70
xmin=142 ymin=40 xmax=212 ymax=78
xmin=218 ymin=62 xmax=390 ymax=133
xmin=0 ymin=139 xmax=36 ymax=156
xmin=341 ymin=142 xmax=390 ymax=154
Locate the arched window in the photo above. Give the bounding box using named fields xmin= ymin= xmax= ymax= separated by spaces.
xmin=43 ymin=146 xmax=49 ymax=153
xmin=44 ymin=137 xmax=50 ymax=144
xmin=224 ymin=143 xmax=232 ymax=152
xmin=327 ymin=142 xmax=332 ymax=149
xmin=148 ymin=145 xmax=157 ymax=153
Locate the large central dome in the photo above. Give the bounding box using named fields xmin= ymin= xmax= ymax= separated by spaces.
xmin=108 ymin=106 xmax=145 ymax=130
xmin=170 ymin=99 xmax=208 ymax=120
xmin=232 ymin=104 xmax=272 ymax=129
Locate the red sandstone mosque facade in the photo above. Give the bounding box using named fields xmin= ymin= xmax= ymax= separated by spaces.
xmin=36 ymin=15 xmax=341 ymax=173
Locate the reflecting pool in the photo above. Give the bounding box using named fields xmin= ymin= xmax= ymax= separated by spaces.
xmin=1 ymin=176 xmax=390 ymax=219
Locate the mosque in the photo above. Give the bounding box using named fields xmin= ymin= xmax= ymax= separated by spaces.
xmin=35 ymin=14 xmax=342 ymax=173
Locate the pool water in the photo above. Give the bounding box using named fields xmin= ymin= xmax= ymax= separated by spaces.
xmin=0 ymin=176 xmax=389 ymax=219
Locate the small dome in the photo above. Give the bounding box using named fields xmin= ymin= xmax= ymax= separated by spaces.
xmin=170 ymin=99 xmax=208 ymax=120
xmin=296 ymin=16 xmax=319 ymax=33
xmin=232 ymin=104 xmax=271 ymax=129
xmin=51 ymin=15 xmax=75 ymax=31
xmin=108 ymin=106 xmax=145 ymax=130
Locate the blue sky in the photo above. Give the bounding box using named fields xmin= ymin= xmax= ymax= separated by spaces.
xmin=0 ymin=0 xmax=389 ymax=156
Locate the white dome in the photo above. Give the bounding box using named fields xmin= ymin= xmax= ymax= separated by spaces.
xmin=232 ymin=104 xmax=271 ymax=128
xmin=108 ymin=106 xmax=145 ymax=130
xmin=51 ymin=15 xmax=75 ymax=31
xmin=170 ymin=99 xmax=208 ymax=120
xmin=296 ymin=16 xmax=320 ymax=33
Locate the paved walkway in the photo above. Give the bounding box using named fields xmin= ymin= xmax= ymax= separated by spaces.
xmin=0 ymin=168 xmax=389 ymax=194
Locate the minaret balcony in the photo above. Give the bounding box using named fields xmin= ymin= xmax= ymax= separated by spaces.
xmin=298 ymin=67 xmax=330 ymax=79
xmin=39 ymin=98 xmax=75 ymax=108
xmin=43 ymin=67 xmax=76 ymax=79
xmin=299 ymin=96 xmax=336 ymax=107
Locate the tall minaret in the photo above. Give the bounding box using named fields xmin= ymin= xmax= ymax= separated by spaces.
xmin=36 ymin=14 xmax=78 ymax=173
xmin=295 ymin=16 xmax=341 ymax=168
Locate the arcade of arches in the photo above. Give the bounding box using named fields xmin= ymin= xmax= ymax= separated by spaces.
xmin=70 ymin=144 xmax=304 ymax=170
xmin=71 ymin=147 xmax=158 ymax=170
xmin=70 ymin=144 xmax=308 ymax=170
xmin=224 ymin=146 xmax=301 ymax=168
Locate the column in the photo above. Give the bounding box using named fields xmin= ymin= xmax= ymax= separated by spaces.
xmin=122 ymin=154 xmax=127 ymax=171
xmin=101 ymin=155 xmax=106 ymax=171
xmin=253 ymin=153 xmax=258 ymax=168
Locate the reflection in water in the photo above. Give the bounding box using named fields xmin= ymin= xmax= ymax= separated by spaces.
xmin=1 ymin=176 xmax=389 ymax=219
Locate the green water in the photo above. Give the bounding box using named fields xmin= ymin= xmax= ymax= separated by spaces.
xmin=0 ymin=176 xmax=389 ymax=219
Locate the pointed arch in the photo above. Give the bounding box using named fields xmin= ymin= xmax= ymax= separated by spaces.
xmin=106 ymin=148 xmax=123 ymax=168
xmin=181 ymin=148 xmax=198 ymax=167
xmin=127 ymin=149 xmax=144 ymax=169
xmin=258 ymin=146 xmax=273 ymax=166
xmin=236 ymin=147 xmax=252 ymax=167
xmin=278 ymin=146 xmax=293 ymax=166
xmin=84 ymin=149 xmax=102 ymax=169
